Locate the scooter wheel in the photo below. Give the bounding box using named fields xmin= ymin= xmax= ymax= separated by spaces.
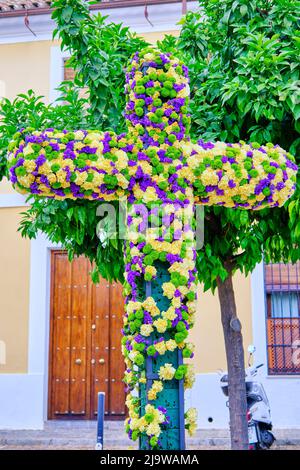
xmin=260 ymin=430 xmax=275 ymax=448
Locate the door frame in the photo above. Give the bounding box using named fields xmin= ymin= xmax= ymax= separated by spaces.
xmin=47 ymin=250 xmax=126 ymax=420
xmin=48 ymin=249 xmax=93 ymax=420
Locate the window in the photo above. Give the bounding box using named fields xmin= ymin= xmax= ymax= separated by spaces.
xmin=63 ymin=58 xmax=88 ymax=102
xmin=64 ymin=58 xmax=75 ymax=82
xmin=264 ymin=263 xmax=300 ymax=375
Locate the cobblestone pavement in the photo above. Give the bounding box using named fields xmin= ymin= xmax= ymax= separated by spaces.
xmin=0 ymin=421 xmax=299 ymax=451
xmin=1 ymin=444 xmax=299 ymax=450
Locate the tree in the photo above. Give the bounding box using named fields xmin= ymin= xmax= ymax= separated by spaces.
xmin=0 ymin=0 xmax=299 ymax=449
xmin=0 ymin=1 xmax=148 ymax=283
xmin=158 ymin=0 xmax=299 ymax=448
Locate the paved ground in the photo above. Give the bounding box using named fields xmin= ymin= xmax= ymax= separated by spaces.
xmin=1 ymin=444 xmax=300 ymax=450
xmin=0 ymin=421 xmax=300 ymax=450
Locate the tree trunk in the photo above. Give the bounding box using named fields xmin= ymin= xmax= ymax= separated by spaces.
xmin=217 ymin=262 xmax=248 ymax=450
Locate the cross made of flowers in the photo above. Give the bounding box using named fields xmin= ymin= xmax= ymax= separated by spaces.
xmin=8 ymin=47 xmax=297 ymax=450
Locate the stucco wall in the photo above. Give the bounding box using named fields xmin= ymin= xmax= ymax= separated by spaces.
xmin=0 ymin=207 xmax=30 ymax=373
xmin=0 ymin=178 xmax=12 ymax=195
xmin=0 ymin=40 xmax=53 ymax=101
xmin=191 ymin=273 xmax=253 ymax=374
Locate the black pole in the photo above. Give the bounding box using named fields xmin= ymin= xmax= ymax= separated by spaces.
xmin=95 ymin=392 xmax=105 ymax=450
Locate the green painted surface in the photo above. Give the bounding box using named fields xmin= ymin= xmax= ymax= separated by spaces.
xmin=139 ymin=262 xmax=184 ymax=450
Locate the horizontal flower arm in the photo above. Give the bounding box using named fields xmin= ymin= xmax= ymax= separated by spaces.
xmin=8 ymin=129 xmax=130 ymax=201
xmin=185 ymin=140 xmax=297 ymax=209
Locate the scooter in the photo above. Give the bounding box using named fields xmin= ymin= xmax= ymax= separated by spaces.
xmin=219 ymin=345 xmax=276 ymax=449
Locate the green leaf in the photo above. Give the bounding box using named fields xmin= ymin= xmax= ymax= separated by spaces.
xmin=240 ymin=5 xmax=248 ymax=16
xmin=61 ymin=5 xmax=73 ymax=23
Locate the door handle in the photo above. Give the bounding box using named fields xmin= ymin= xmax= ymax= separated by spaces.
xmin=99 ymin=358 xmax=105 ymax=364
xmin=75 ymin=358 xmax=82 ymax=365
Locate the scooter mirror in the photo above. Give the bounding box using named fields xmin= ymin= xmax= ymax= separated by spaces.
xmin=248 ymin=344 xmax=256 ymax=354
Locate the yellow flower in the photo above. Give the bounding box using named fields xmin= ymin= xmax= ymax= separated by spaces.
xmin=74 ymin=130 xmax=85 ymax=140
xmin=143 ymin=297 xmax=160 ymax=317
xmin=163 ymin=307 xmax=177 ymax=321
xmin=166 ymin=339 xmax=177 ymax=352
xmin=154 ymin=341 xmax=167 ymax=355
xmin=162 ymin=282 xmax=176 ymax=299
xmin=144 ymin=52 xmax=155 ymax=61
xmin=145 ymin=265 xmax=157 ymax=279
xmin=153 ymin=318 xmax=168 ymax=334
xmin=130 ymin=418 xmax=140 ymax=430
xmin=201 ymin=168 xmax=219 ymax=186
xmin=147 ymin=381 xmax=163 ymax=400
xmin=186 ymin=407 xmax=198 ymax=422
xmin=38 ymin=184 xmax=50 ymax=194
xmin=127 ymin=301 xmax=142 ymax=315
xmin=56 ymin=169 xmax=67 ymax=184
xmin=18 ymin=175 xmax=34 ymax=188
xmin=128 ymin=350 xmax=138 ymax=362
xmin=146 ymin=422 xmax=161 ymax=437
xmin=139 ymin=161 xmax=153 ymax=175
xmin=140 ymin=324 xmax=154 ymax=337
xmin=23 ymin=145 xmax=34 ymax=156
xmin=158 ymin=363 xmax=176 ymax=381
xmin=142 ymin=186 xmax=157 ymax=203
xmin=172 ymin=297 xmax=181 ymax=308
xmin=185 ymin=407 xmax=198 ymax=436
xmin=184 ymin=365 xmax=196 ymax=389
xmin=24 ymin=160 xmax=36 ymax=172
xmin=114 ymin=150 xmax=128 ymax=170
xmin=187 ymin=422 xmax=197 ymax=437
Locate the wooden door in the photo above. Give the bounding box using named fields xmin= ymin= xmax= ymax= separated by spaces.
xmin=48 ymin=251 xmax=126 ymax=419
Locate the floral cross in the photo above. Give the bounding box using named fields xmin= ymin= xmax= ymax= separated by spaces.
xmin=8 ymin=47 xmax=297 ymax=449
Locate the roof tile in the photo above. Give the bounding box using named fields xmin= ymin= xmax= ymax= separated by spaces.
xmin=0 ymin=1 xmax=51 ymax=13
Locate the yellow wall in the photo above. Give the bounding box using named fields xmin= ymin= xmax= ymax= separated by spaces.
xmin=142 ymin=30 xmax=179 ymax=43
xmin=0 ymin=40 xmax=54 ymax=101
xmin=191 ymin=272 xmax=253 ymax=373
xmin=0 ymin=178 xmax=13 ymax=195
xmin=0 ymin=207 xmax=30 ymax=373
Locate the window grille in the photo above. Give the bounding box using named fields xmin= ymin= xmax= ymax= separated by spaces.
xmin=264 ymin=263 xmax=300 ymax=375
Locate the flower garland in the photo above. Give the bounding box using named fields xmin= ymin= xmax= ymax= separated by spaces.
xmin=8 ymin=131 xmax=296 ymax=209
xmin=7 ymin=46 xmax=297 ymax=449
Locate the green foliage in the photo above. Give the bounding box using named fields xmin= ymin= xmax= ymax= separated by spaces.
xmin=176 ymin=0 xmax=300 ymax=151
xmin=19 ymin=198 xmax=124 ymax=282
xmin=0 ymin=83 xmax=89 ymax=180
xmin=159 ymin=0 xmax=300 ymax=290
xmin=51 ymin=0 xmax=148 ymax=131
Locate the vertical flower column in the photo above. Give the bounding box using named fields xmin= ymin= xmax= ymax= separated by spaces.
xmin=121 ymin=48 xmax=199 ymax=449
xmin=123 ymin=197 xmax=197 ymax=449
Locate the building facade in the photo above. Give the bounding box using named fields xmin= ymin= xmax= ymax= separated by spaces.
xmin=0 ymin=1 xmax=299 ymax=431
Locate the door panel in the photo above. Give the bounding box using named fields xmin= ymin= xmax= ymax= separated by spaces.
xmin=109 ymin=282 xmax=126 ymax=417
xmin=49 ymin=251 xmax=125 ymax=419
xmin=69 ymin=256 xmax=89 ymax=417
xmin=51 ymin=252 xmax=72 ymax=417
xmin=91 ymin=278 xmax=110 ymax=417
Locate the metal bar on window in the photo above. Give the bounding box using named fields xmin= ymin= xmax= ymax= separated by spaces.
xmin=264 ymin=262 xmax=300 ymax=375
